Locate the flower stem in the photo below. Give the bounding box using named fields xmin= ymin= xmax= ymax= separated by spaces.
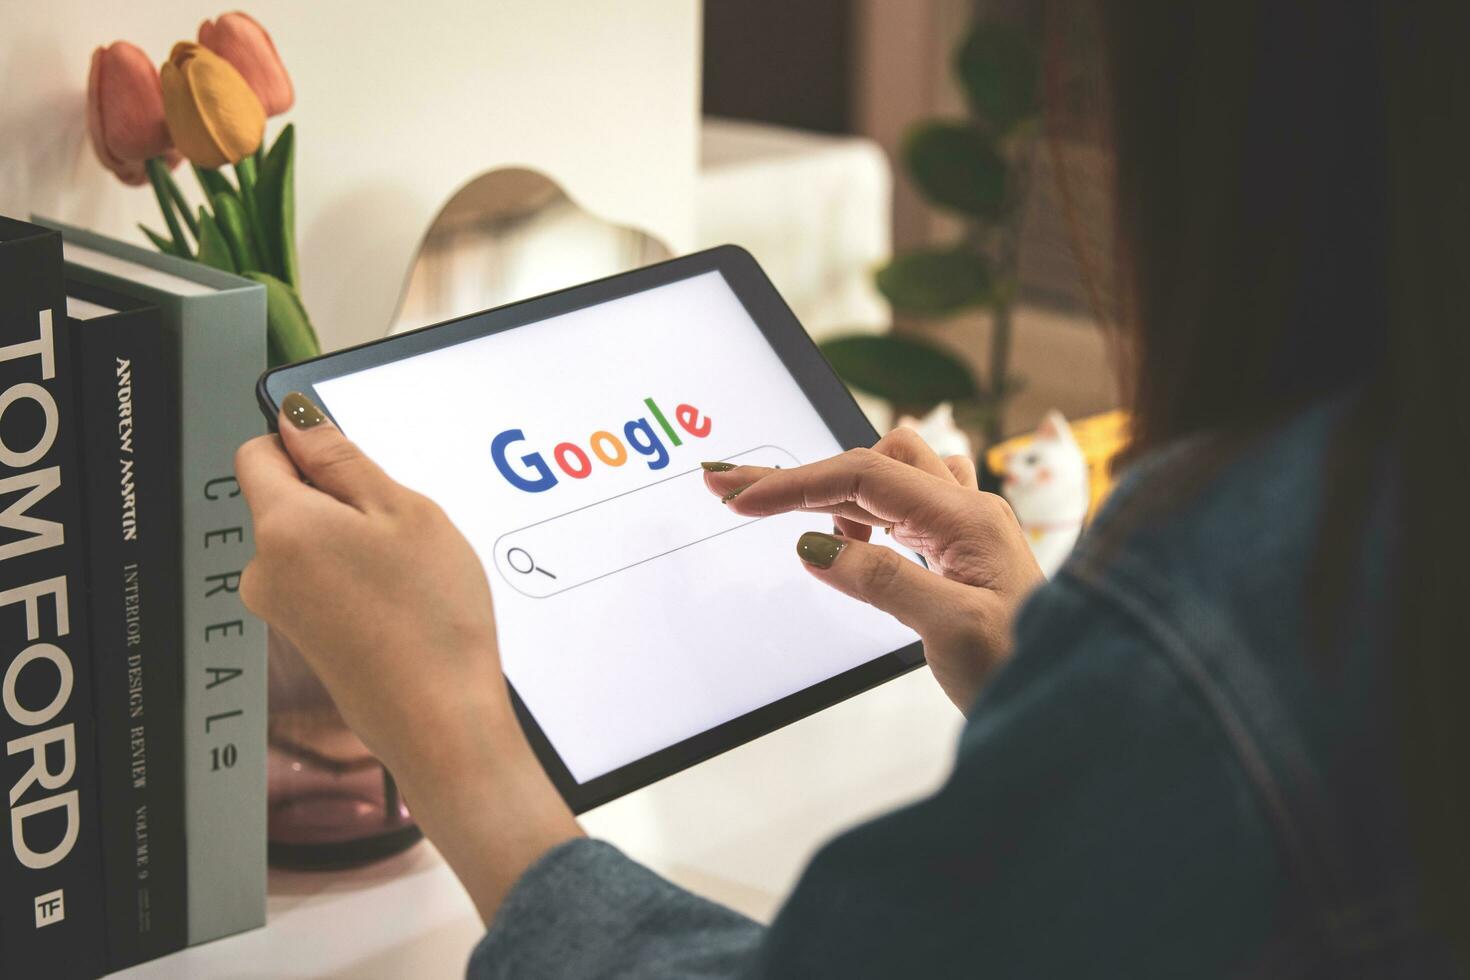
xmin=146 ymin=158 xmax=191 ymax=259
xmin=163 ymin=170 xmax=199 ymax=241
xmin=233 ymin=156 xmax=273 ymax=275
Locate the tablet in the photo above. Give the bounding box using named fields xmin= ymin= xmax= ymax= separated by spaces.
xmin=257 ymin=246 xmax=925 ymax=813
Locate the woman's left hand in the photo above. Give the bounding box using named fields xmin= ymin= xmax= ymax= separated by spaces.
xmin=235 ymin=393 xmax=580 ymax=923
xmin=702 ymin=428 xmax=1045 ymax=711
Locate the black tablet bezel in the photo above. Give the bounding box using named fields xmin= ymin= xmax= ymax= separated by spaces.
xmin=256 ymin=244 xmax=927 ymax=814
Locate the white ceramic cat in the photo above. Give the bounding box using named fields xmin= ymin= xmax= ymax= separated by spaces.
xmin=895 ymin=403 xmax=973 ymax=460
xmin=1001 ymin=410 xmax=1090 ymax=577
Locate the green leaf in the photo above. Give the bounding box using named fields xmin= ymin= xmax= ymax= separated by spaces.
xmin=819 ymin=334 xmax=980 ymax=407
xmin=955 ymin=21 xmax=1040 ymax=134
xmin=232 ymin=155 xmax=275 ymax=278
xmin=877 ymin=247 xmax=993 ymax=316
xmin=139 ymin=224 xmax=183 ymax=258
xmin=903 ymin=122 xmax=1006 ymax=219
xmin=195 ymin=208 xmax=237 ymax=273
xmin=145 ymin=158 xmax=191 ymax=259
xmin=255 ymin=124 xmax=298 ymax=288
xmin=244 ymin=271 xmax=322 ymax=367
xmin=162 ymin=172 xmax=199 ymax=241
xmin=211 ymin=192 xmax=261 ymax=272
xmin=193 ymin=164 xmax=236 ymax=200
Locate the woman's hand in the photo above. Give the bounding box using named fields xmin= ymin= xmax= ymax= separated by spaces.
xmin=703 ymin=428 xmax=1045 ymax=712
xmin=235 ymin=392 xmax=580 ymax=922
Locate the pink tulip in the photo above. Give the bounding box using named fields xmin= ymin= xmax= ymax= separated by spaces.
xmin=86 ymin=42 xmax=179 ymax=186
xmin=198 ymin=12 xmax=294 ymax=116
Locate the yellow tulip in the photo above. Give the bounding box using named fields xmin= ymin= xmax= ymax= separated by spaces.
xmin=160 ymin=42 xmax=264 ymax=169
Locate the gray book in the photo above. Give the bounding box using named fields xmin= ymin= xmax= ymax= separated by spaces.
xmin=39 ymin=219 xmax=267 ymax=946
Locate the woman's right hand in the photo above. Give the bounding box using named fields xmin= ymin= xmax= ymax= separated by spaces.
xmin=235 ymin=395 xmax=582 ymax=924
xmin=703 ymin=428 xmax=1045 ymax=712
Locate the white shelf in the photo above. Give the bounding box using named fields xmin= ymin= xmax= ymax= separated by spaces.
xmin=115 ymin=844 xmax=483 ymax=979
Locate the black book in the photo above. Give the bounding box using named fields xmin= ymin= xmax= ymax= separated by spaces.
xmin=66 ymin=280 xmax=187 ymax=970
xmin=0 ymin=218 xmax=107 ymax=978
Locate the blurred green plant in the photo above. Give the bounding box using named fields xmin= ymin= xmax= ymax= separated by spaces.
xmin=821 ymin=15 xmax=1041 ymax=450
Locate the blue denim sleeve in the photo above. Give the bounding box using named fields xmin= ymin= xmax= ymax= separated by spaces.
xmin=467 ymin=837 xmax=762 ymax=979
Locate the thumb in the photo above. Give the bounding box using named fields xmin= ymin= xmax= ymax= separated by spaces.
xmin=279 ymin=391 xmax=399 ymax=511
xmin=794 ymin=531 xmax=967 ymax=637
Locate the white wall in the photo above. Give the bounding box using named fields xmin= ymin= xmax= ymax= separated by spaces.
xmin=0 ymin=0 xmax=701 ymax=349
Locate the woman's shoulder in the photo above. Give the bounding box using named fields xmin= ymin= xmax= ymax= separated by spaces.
xmin=1052 ymin=398 xmax=1392 ymax=693
xmin=1051 ymin=397 xmax=1393 ymax=727
xmin=1077 ymin=397 xmax=1369 ymax=588
xmin=980 ymin=395 xmax=1421 ymax=968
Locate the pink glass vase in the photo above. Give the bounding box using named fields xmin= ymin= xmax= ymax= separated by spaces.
xmin=267 ymin=629 xmax=421 ymax=868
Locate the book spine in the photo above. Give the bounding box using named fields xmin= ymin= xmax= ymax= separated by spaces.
xmin=0 ymin=228 xmax=106 ymax=978
xmin=73 ymin=311 xmax=187 ymax=969
xmin=38 ymin=218 xmax=268 ymax=944
xmin=177 ymin=290 xmax=266 ymax=943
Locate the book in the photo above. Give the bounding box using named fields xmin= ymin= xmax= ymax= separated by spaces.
xmin=66 ymin=281 xmax=187 ymax=970
xmin=0 ymin=216 xmax=108 ymax=978
xmin=41 ymin=218 xmax=268 ymax=946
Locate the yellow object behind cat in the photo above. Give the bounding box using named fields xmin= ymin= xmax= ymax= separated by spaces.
xmin=987 ymin=410 xmax=1130 ymax=522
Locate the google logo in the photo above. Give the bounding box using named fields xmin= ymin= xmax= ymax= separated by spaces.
xmin=492 ymin=397 xmax=711 ymax=493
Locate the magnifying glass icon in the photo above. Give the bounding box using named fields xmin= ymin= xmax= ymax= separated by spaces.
xmin=506 ymin=546 xmax=556 ymax=580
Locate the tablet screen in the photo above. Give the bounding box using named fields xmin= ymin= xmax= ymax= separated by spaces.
xmin=313 ymin=270 xmax=920 ymax=784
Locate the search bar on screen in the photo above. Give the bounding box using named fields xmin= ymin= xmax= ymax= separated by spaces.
xmin=492 ymin=445 xmax=799 ymax=598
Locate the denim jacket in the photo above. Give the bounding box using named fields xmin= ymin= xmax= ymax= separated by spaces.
xmin=469 ymin=400 xmax=1454 ymax=978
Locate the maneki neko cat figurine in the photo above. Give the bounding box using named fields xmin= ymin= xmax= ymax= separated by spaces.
xmin=1000 ymin=410 xmax=1090 ymax=577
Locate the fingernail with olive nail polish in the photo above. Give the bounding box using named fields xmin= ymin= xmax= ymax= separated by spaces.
xmin=720 ymin=484 xmax=749 ymax=503
xmin=797 ymin=531 xmax=847 ymax=569
xmin=283 ymin=391 xmax=328 ymax=429
xmin=701 ymin=461 xmax=736 ymax=472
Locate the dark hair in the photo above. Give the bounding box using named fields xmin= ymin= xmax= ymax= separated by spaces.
xmin=1054 ymin=0 xmax=1469 ymax=963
